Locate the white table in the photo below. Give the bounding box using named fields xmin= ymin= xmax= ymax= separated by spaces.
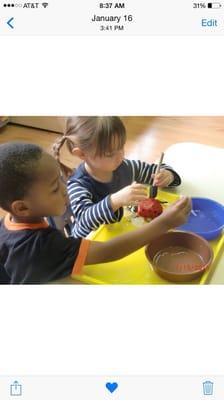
xmin=164 ymin=142 xmax=224 ymax=284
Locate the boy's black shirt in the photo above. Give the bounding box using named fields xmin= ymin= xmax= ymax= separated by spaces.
xmin=0 ymin=215 xmax=85 ymax=284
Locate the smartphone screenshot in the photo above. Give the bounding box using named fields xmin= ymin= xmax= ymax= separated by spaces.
xmin=0 ymin=1 xmax=224 ymax=399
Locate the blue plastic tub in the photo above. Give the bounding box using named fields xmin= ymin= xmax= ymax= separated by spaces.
xmin=177 ymin=197 xmax=224 ymax=240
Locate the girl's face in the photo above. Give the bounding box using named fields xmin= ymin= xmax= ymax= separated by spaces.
xmin=82 ymin=134 xmax=125 ymax=172
xmin=85 ymin=147 xmax=125 ymax=172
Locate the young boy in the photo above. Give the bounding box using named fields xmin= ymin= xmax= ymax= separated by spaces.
xmin=0 ymin=142 xmax=191 ymax=284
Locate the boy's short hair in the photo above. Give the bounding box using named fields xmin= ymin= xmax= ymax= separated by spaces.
xmin=0 ymin=142 xmax=43 ymax=211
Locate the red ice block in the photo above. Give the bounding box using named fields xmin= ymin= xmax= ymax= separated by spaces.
xmin=138 ymin=198 xmax=163 ymax=219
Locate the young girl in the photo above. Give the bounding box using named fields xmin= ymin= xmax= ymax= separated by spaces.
xmin=53 ymin=117 xmax=181 ymax=238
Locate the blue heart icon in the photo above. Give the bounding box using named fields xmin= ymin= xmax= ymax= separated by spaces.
xmin=106 ymin=382 xmax=118 ymax=393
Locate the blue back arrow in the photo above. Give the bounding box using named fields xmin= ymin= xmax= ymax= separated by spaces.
xmin=7 ymin=17 xmax=14 ymax=29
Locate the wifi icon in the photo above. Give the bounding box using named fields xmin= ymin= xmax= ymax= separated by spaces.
xmin=42 ymin=2 xmax=48 ymax=8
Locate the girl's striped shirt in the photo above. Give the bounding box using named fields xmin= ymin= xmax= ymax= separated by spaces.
xmin=67 ymin=159 xmax=181 ymax=238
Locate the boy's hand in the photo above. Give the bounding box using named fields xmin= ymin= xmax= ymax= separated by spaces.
xmin=86 ymin=196 xmax=192 ymax=266
xmin=159 ymin=196 xmax=192 ymax=229
xmin=152 ymin=169 xmax=174 ymax=187
xmin=110 ymin=181 xmax=148 ymax=210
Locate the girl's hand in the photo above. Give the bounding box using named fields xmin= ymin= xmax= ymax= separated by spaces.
xmin=110 ymin=181 xmax=148 ymax=211
xmin=159 ymin=196 xmax=192 ymax=229
xmin=152 ymin=169 xmax=174 ymax=187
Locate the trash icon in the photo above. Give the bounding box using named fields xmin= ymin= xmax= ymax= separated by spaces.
xmin=203 ymin=381 xmax=213 ymax=395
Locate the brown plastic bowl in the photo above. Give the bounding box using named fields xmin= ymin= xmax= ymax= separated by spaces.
xmin=145 ymin=231 xmax=213 ymax=282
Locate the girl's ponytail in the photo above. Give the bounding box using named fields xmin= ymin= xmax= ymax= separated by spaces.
xmin=52 ymin=135 xmax=73 ymax=179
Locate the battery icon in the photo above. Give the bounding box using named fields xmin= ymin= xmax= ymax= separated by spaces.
xmin=207 ymin=2 xmax=222 ymax=7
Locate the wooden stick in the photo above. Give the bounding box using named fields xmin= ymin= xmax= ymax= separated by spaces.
xmin=153 ymin=152 xmax=165 ymax=185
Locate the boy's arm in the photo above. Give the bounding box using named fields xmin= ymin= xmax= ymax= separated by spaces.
xmin=67 ymin=181 xmax=123 ymax=237
xmin=85 ymin=196 xmax=191 ymax=265
xmin=85 ymin=217 xmax=167 ymax=264
xmin=126 ymin=159 xmax=181 ymax=187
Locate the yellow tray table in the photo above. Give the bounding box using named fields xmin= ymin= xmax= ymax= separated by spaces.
xmin=73 ymin=191 xmax=224 ymax=284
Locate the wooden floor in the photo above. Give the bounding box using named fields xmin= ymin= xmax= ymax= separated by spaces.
xmin=0 ymin=116 xmax=224 ymax=218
